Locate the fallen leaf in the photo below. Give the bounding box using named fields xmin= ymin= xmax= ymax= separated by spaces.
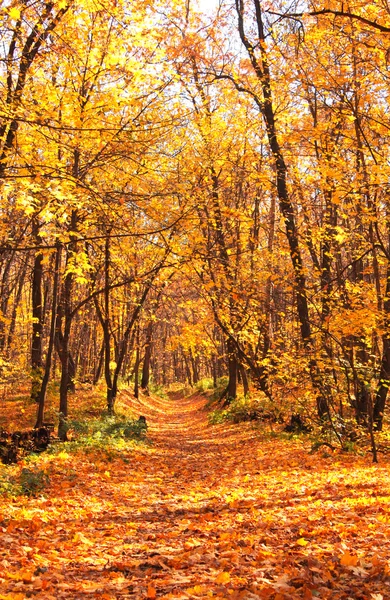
xmin=216 ymin=571 xmax=231 ymax=584
xmin=297 ymin=537 xmax=309 ymax=546
xmin=340 ymin=552 xmax=359 ymax=566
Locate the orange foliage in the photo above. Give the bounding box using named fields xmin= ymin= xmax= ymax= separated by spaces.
xmin=1 ymin=390 xmax=390 ymax=599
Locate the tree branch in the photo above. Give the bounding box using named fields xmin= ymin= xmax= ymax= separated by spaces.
xmin=268 ymin=9 xmax=390 ymax=33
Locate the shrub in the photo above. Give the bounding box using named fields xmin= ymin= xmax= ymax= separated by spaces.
xmin=0 ymin=467 xmax=49 ymax=497
xmin=209 ymin=395 xmax=283 ymax=426
xmin=65 ymin=414 xmax=147 ymax=443
xmin=195 ymin=378 xmax=215 ymax=393
xmin=19 ymin=467 xmax=50 ymax=496
xmin=211 ymin=376 xmax=229 ymax=401
xmin=0 ymin=472 xmax=16 ymax=496
xmin=148 ymin=382 xmax=168 ymax=398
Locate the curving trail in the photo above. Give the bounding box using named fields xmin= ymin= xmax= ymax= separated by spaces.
xmin=1 ymin=391 xmax=390 ymax=599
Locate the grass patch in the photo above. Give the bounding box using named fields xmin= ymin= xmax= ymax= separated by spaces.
xmin=208 ymin=395 xmax=283 ymax=426
xmin=195 ymin=378 xmax=215 ymax=393
xmin=0 ymin=466 xmax=50 ymax=497
xmin=65 ymin=413 xmax=148 ymax=443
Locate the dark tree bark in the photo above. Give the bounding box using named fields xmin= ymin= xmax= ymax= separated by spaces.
xmin=225 ymin=337 xmax=237 ymax=403
xmin=35 ymin=243 xmax=61 ymax=428
xmin=57 ymin=207 xmax=78 ymax=441
xmin=93 ymin=340 xmax=105 ymax=385
xmin=234 ymin=0 xmax=328 ymax=416
xmin=239 ymin=364 xmax=250 ymax=397
xmin=141 ymin=321 xmax=153 ymax=391
xmin=374 ymin=258 xmax=390 ymax=430
xmin=31 ymin=219 xmax=43 ymax=401
xmin=6 ymin=256 xmax=28 ymax=353
xmin=0 ymin=252 xmax=13 ymax=352
xmin=134 ymin=325 xmax=140 ymax=399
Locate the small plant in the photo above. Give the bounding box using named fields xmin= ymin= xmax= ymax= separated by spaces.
xmin=148 ymin=382 xmax=168 ymax=398
xmin=65 ymin=414 xmax=148 ymax=445
xmin=208 ymin=408 xmax=229 ymax=425
xmin=195 ymin=378 xmax=215 ymax=393
xmin=310 ymin=414 xmax=365 ymax=453
xmin=209 ymin=376 xmax=229 ymax=401
xmin=0 ymin=467 xmax=49 ymax=497
xmin=64 ymin=419 xmax=89 ymax=435
xmin=19 ymin=467 xmax=50 ymax=496
xmin=208 ymin=395 xmax=282 ymax=425
xmin=0 ymin=471 xmax=17 ymax=496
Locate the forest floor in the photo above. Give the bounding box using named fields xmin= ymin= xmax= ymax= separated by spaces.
xmin=1 ymin=389 xmax=390 ymax=599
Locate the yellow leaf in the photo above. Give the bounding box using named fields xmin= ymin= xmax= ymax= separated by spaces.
xmin=9 ymin=7 xmax=21 ymax=20
xmin=7 ymin=569 xmax=34 ymax=583
xmin=193 ymin=585 xmax=205 ymax=593
xmin=186 ymin=586 xmax=205 ymax=595
xmin=216 ymin=571 xmax=231 ymax=584
xmin=72 ymin=532 xmax=94 ymax=546
xmin=340 ymin=552 xmax=358 ymax=566
xmin=297 ymin=537 xmax=309 ymax=546
xmin=57 ymin=451 xmax=69 ymax=461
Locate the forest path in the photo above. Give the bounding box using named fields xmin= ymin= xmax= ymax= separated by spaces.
xmin=1 ymin=391 xmax=390 ymax=599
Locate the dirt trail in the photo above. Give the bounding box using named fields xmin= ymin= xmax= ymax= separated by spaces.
xmin=1 ymin=391 xmax=390 ymax=599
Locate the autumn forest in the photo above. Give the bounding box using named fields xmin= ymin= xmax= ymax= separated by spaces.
xmin=1 ymin=0 xmax=390 ymax=598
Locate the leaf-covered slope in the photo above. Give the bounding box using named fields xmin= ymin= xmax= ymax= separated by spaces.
xmin=1 ymin=391 xmax=390 ymax=599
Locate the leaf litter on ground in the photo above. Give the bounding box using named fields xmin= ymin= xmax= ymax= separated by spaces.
xmin=0 ymin=390 xmax=390 ymax=599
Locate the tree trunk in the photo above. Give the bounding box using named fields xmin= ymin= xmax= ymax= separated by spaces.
xmin=374 ymin=255 xmax=390 ymax=430
xmin=235 ymin=0 xmax=328 ymax=416
xmin=31 ymin=233 xmax=43 ymax=402
xmin=93 ymin=340 xmax=105 ymax=385
xmin=141 ymin=321 xmax=153 ymax=391
xmin=35 ymin=244 xmax=61 ymax=428
xmin=239 ymin=364 xmax=249 ymax=396
xmin=6 ymin=257 xmax=28 ymax=354
xmin=226 ymin=337 xmax=237 ymax=403
xmin=134 ymin=325 xmax=140 ymax=399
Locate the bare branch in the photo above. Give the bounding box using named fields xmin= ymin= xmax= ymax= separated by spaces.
xmin=268 ymin=9 xmax=390 ymax=33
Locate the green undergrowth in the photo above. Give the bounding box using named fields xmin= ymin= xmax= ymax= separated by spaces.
xmin=208 ymin=394 xmax=283 ymax=426
xmin=0 ymin=413 xmax=149 ymax=496
xmin=61 ymin=413 xmax=148 ymax=447
xmin=0 ymin=465 xmax=50 ymax=497
xmin=195 ymin=378 xmax=215 ymax=393
xmin=148 ymin=382 xmax=168 ymax=399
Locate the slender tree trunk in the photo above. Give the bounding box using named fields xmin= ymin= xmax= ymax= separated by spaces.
xmin=102 ymin=234 xmax=114 ymax=414
xmin=225 ymin=337 xmax=237 ymax=403
xmin=141 ymin=321 xmax=153 ymax=391
xmin=134 ymin=325 xmax=140 ymax=399
xmin=6 ymin=256 xmax=28 ymax=354
xmin=239 ymin=364 xmax=250 ymax=396
xmin=111 ymin=280 xmax=154 ymax=403
xmin=35 ymin=244 xmax=61 ymax=428
xmin=374 ymin=244 xmax=390 ymax=430
xmin=57 ymin=207 xmax=78 ymax=440
xmin=31 ymin=222 xmax=43 ymax=401
xmin=93 ymin=340 xmax=105 ymax=385
xmin=190 ymin=350 xmax=199 ymax=385
xmin=0 ymin=254 xmax=12 ymax=352
xmin=184 ymin=355 xmax=193 ymax=386
xmin=235 ymin=0 xmax=327 ymax=416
